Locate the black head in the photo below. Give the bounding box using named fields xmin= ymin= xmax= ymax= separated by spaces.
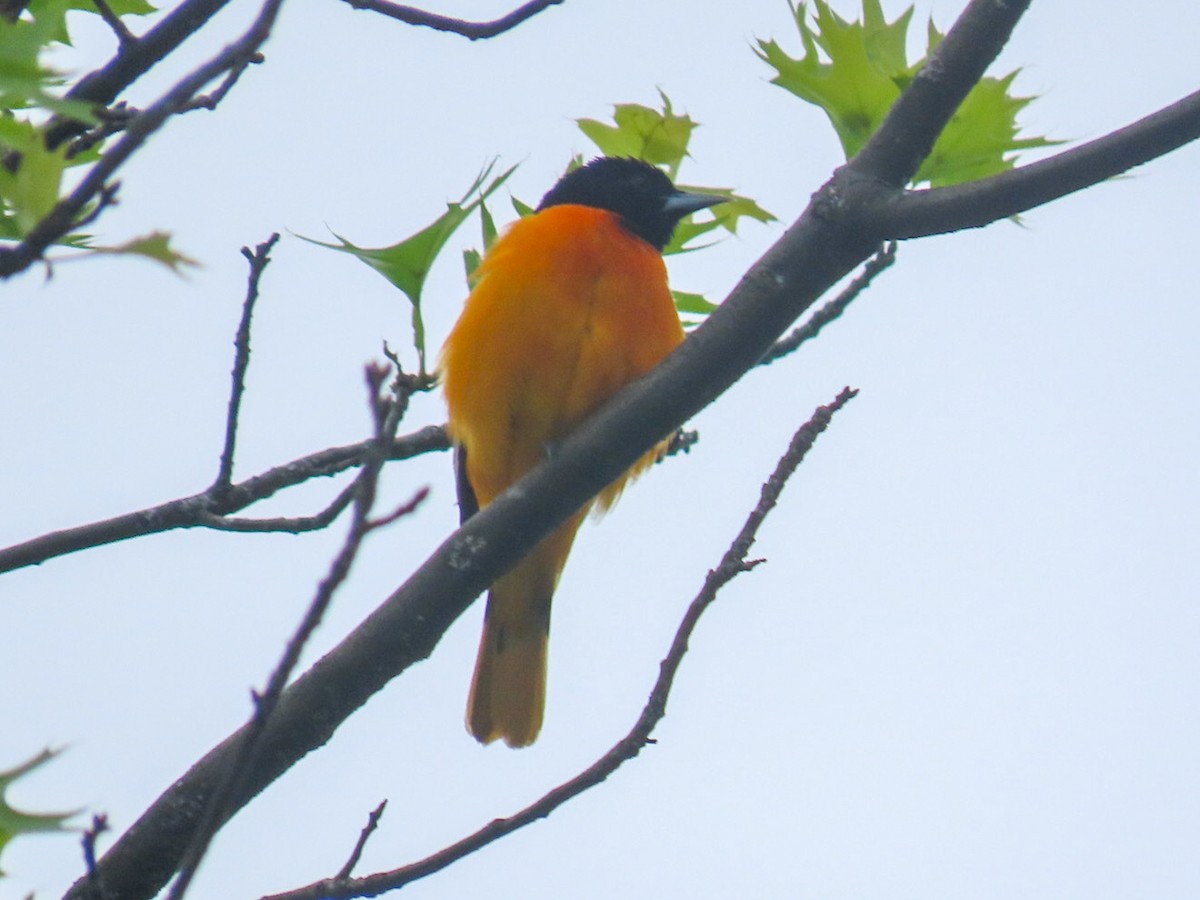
xmin=537 ymin=157 xmax=724 ymax=251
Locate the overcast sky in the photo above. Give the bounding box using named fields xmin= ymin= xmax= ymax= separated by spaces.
xmin=4 ymin=1 xmax=1199 ymax=898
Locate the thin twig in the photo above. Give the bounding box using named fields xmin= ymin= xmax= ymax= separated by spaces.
xmin=166 ymin=366 xmax=426 ymax=900
xmin=197 ymin=480 xmax=359 ymax=533
xmin=184 ymin=52 xmax=265 ymax=111
xmin=82 ymin=813 xmax=110 ymax=882
xmin=213 ymin=234 xmax=279 ymax=494
xmin=341 ymin=0 xmax=563 ymax=40
xmin=366 ymin=487 xmax=431 ymax=531
xmin=91 ymin=0 xmax=137 ymax=45
xmin=262 ymin=387 xmax=858 ymax=900
xmin=759 ymin=242 xmax=898 ymax=366
xmin=65 ymin=104 xmax=136 ymax=161
xmin=335 ymin=801 xmax=388 ymax=881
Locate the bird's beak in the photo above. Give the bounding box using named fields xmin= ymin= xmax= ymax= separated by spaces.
xmin=662 ymin=189 xmax=726 ymax=218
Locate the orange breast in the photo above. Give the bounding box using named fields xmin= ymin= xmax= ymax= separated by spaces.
xmin=440 ymin=204 xmax=685 ymax=509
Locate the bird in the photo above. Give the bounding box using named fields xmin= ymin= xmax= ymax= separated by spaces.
xmin=440 ymin=156 xmax=724 ymax=747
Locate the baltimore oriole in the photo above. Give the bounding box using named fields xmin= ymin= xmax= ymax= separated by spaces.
xmin=440 ymin=157 xmax=724 ymax=747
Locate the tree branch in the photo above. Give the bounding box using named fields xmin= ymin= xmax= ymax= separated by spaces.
xmin=47 ymin=0 xmax=236 ymax=147
xmin=869 ymin=88 xmax=1200 ymax=239
xmin=0 ymin=426 xmax=447 ymax=574
xmin=340 ymin=0 xmax=564 ymax=40
xmin=0 ymin=0 xmax=285 ymax=278
xmin=214 ymin=234 xmax=279 ymax=494
xmin=759 ymin=242 xmax=898 ymax=367
xmin=261 ymin=388 xmax=856 ymax=900
xmin=334 ymin=801 xmax=387 ymax=881
xmin=90 ymin=0 xmax=136 ymax=45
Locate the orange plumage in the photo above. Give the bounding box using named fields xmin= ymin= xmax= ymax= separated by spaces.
xmin=440 ymin=158 xmax=722 ymax=747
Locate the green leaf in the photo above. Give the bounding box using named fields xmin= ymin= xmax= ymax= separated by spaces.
xmin=576 ymin=89 xmax=696 ymax=179
xmin=462 ymin=246 xmax=482 ymax=282
xmin=510 ymin=195 xmax=535 ymax=219
xmin=461 ymin=197 xmax=501 ymax=283
xmin=83 ymin=231 xmax=200 ymax=273
xmin=664 ymin=187 xmax=776 ymax=256
xmin=0 ymin=114 xmax=69 ymax=234
xmin=673 ymin=289 xmax=718 ymax=316
xmin=478 ymin=197 xmax=498 ymax=249
xmin=756 ymin=0 xmax=1057 ymax=187
xmin=0 ymin=748 xmax=79 ymax=877
xmin=574 ymin=93 xmax=777 ymax=256
xmin=298 ymin=160 xmax=517 ymax=375
xmin=0 ymin=0 xmax=105 ymax=120
xmin=0 ymin=0 xmax=74 ymax=112
xmin=755 ymin=0 xmax=911 ymax=161
xmin=916 ymin=68 xmax=1059 ymax=187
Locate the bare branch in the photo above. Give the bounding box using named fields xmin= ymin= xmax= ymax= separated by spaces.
xmin=213 ymin=234 xmax=279 ymax=494
xmin=184 ymin=52 xmax=266 ymax=112
xmin=0 ymin=425 xmax=447 ymax=574
xmin=81 ymin=813 xmax=110 ymax=883
xmin=366 ymin=487 xmax=431 ymax=531
xmin=90 ymin=0 xmax=136 ymax=45
xmin=47 ymin=0 xmax=235 ymax=147
xmin=262 ymin=387 xmax=857 ymax=900
xmin=759 ymin=242 xmax=898 ymax=367
xmin=340 ymin=0 xmax=563 ymax=39
xmin=335 ymin=801 xmax=388 ymax=882
xmin=196 ymin=481 xmax=359 ymax=534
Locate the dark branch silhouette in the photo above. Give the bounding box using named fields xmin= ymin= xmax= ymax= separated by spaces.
xmin=335 ymin=801 xmax=388 ymax=882
xmin=214 ymin=234 xmax=279 ymax=495
xmin=0 ymin=426 xmax=445 ymax=573
xmin=340 ymin=0 xmax=564 ymax=39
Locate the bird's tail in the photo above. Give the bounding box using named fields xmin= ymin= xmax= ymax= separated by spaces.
xmin=466 ymin=519 xmax=582 ymax=747
xmin=467 ymin=589 xmax=549 ymax=748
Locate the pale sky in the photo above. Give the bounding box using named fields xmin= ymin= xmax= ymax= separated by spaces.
xmin=4 ymin=1 xmax=1199 ymax=898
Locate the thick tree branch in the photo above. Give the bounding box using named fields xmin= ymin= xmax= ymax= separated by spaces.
xmin=262 ymin=388 xmax=856 ymax=900
xmin=869 ymin=88 xmax=1200 ymax=238
xmin=340 ymin=0 xmax=563 ymax=39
